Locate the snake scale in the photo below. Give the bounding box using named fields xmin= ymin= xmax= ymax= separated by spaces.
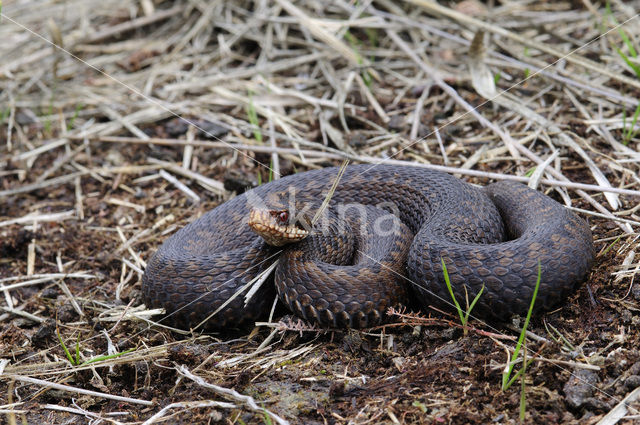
xmin=142 ymin=165 xmax=594 ymax=331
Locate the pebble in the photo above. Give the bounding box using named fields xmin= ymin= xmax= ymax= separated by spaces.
xmin=563 ymin=369 xmax=599 ymax=408
xmin=625 ymin=375 xmax=640 ymax=391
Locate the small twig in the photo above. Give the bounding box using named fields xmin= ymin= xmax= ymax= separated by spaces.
xmin=312 ymin=160 xmax=349 ymax=225
xmin=158 ymin=170 xmax=201 ymax=204
xmin=55 ymin=279 xmax=84 ymax=318
xmin=7 ymin=375 xmax=153 ymax=406
xmin=44 ymin=404 xmax=126 ymax=425
xmin=77 ymin=5 xmax=183 ymax=45
xmin=0 ymin=171 xmax=87 ymax=198
xmin=0 ymin=306 xmax=46 ymax=323
xmin=275 ymin=0 xmax=366 ymax=68
xmin=566 ymin=206 xmax=640 ymax=227
xmin=148 ymin=158 xmax=225 ymax=195
xmin=595 ymin=385 xmax=640 ymax=425
xmin=0 ymin=211 xmax=76 ymax=228
xmin=268 ymin=117 xmax=281 ymax=179
xmin=385 ymin=307 xmax=513 ymax=340
xmin=106 ymin=198 xmax=147 ymax=214
xmin=141 ymin=400 xmax=235 ymax=425
xmin=176 ymin=365 xmax=290 ymax=425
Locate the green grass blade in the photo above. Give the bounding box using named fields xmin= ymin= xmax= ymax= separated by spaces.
xmin=544 ymin=321 xmax=576 ymax=352
xmin=67 ymin=103 xmax=83 ymax=131
xmin=606 ymin=2 xmax=640 ymax=79
xmin=344 ymin=30 xmax=363 ymax=65
xmin=343 ymin=30 xmax=372 ymax=88
xmin=605 ymin=0 xmax=613 ymax=18
xmin=246 ymin=91 xmax=263 ymax=144
xmin=75 ymin=336 xmax=81 ymax=365
xmin=80 ymin=348 xmax=135 ymax=366
xmin=56 ymin=328 xmax=76 ymax=366
xmin=624 ymin=102 xmax=640 ymax=143
xmin=600 ymin=235 xmax=622 ymax=257
xmin=502 ymin=261 xmax=542 ymax=390
xmin=505 ymin=356 xmax=536 ymax=391
xmin=464 ymin=284 xmax=485 ymax=323
xmin=520 ymin=340 xmax=527 ymax=422
xmin=615 ymin=47 xmax=640 ymax=80
xmin=262 ymin=410 xmax=273 ymax=425
xmin=441 ymin=258 xmax=465 ymax=325
xmin=618 ymin=28 xmax=638 ymax=59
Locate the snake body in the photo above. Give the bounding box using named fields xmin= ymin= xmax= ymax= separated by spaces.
xmin=142 ymin=165 xmax=594 ymax=330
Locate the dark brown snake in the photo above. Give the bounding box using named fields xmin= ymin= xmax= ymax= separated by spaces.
xmin=142 ymin=165 xmax=594 ymax=331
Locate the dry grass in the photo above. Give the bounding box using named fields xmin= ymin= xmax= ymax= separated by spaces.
xmin=1 ymin=0 xmax=640 ymax=424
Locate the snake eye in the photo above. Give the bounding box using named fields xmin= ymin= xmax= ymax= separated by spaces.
xmin=277 ymin=211 xmax=289 ymax=224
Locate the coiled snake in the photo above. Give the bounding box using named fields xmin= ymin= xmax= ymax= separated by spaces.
xmin=142 ymin=165 xmax=594 ymax=330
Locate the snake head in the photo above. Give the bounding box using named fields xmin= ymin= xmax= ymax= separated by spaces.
xmin=248 ymin=208 xmax=311 ymax=246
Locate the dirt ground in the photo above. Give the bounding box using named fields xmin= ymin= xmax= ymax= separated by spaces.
xmin=1 ymin=1 xmax=640 ymax=424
